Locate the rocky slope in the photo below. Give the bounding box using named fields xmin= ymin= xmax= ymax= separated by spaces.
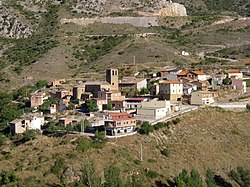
xmin=0 ymin=2 xmax=34 ymax=39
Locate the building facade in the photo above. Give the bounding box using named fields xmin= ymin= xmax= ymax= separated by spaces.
xmin=106 ymin=68 xmax=119 ymax=91
xmin=10 ymin=113 xmax=44 ymax=134
xmin=159 ymin=81 xmax=183 ymax=101
xmin=190 ymin=91 xmax=216 ymax=105
xmin=104 ymin=112 xmax=136 ymax=136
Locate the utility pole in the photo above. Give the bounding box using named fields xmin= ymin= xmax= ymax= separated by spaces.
xmin=80 ymin=120 xmax=84 ymax=135
xmin=134 ymin=56 xmax=138 ymax=73
xmin=140 ymin=141 xmax=143 ymax=161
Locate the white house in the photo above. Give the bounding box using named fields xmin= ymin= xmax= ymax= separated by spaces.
xmin=227 ymin=70 xmax=243 ymax=79
xmin=187 ymin=71 xmax=208 ymax=81
xmin=137 ymin=99 xmax=171 ymax=120
xmin=9 ymin=113 xmax=45 ymax=134
xmin=125 ymin=98 xmax=148 ymax=109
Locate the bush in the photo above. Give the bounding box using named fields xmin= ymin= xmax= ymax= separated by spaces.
xmin=230 ymin=167 xmax=250 ymax=187
xmin=154 ymin=122 xmax=165 ymax=130
xmin=76 ymin=137 xmax=92 ymax=152
xmin=161 ymin=147 xmax=170 ymax=157
xmin=0 ymin=171 xmax=19 ymax=185
xmin=134 ymin=159 xmax=141 ymax=165
xmin=172 ymin=118 xmax=181 ymax=125
xmin=92 ymin=131 xmax=106 ymax=149
xmin=23 ymin=129 xmax=40 ymax=142
xmin=246 ymin=104 xmax=250 ymax=110
xmin=51 ymin=158 xmax=65 ymax=177
xmin=0 ymin=135 xmax=7 ymax=146
xmin=139 ymin=122 xmax=154 ymax=135
xmin=145 ymin=169 xmax=159 ymax=179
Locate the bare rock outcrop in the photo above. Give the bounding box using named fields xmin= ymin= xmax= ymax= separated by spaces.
xmin=158 ymin=3 xmax=187 ymax=17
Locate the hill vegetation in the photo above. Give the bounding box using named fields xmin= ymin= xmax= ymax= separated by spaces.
xmin=0 ymin=108 xmax=250 ymax=186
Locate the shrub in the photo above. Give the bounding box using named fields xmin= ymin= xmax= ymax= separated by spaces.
xmin=145 ymin=169 xmax=159 ymax=179
xmin=0 ymin=171 xmax=19 ymax=185
xmin=148 ymin=159 xmax=157 ymax=163
xmin=51 ymin=158 xmax=65 ymax=176
xmin=92 ymin=131 xmax=106 ymax=149
xmin=154 ymin=122 xmax=165 ymax=130
xmin=76 ymin=137 xmax=92 ymax=152
xmin=139 ymin=122 xmax=154 ymax=135
xmin=230 ymin=167 xmax=250 ymax=187
xmin=0 ymin=135 xmax=7 ymax=146
xmin=161 ymin=147 xmax=170 ymax=157
xmin=246 ymin=104 xmax=250 ymax=110
xmin=23 ymin=129 xmax=40 ymax=142
xmin=134 ymin=159 xmax=141 ymax=165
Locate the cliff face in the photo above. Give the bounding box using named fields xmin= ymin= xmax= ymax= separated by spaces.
xmin=158 ymin=3 xmax=187 ymax=17
xmin=0 ymin=8 xmax=34 ymax=39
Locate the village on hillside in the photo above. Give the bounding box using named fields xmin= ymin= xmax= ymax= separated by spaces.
xmin=9 ymin=66 xmax=250 ymax=138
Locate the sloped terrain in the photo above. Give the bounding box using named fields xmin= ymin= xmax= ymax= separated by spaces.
xmin=0 ymin=108 xmax=249 ymax=186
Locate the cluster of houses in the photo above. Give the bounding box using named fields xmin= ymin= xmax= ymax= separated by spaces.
xmin=9 ymin=67 xmax=248 ymax=137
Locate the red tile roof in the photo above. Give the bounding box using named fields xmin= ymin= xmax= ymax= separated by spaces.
xmin=160 ymin=80 xmax=182 ymax=84
xmin=228 ymin=70 xmax=241 ymax=73
xmin=107 ymin=112 xmax=135 ymax=121
xmin=191 ymin=71 xmax=206 ymax=75
xmin=177 ymin=71 xmax=188 ymax=76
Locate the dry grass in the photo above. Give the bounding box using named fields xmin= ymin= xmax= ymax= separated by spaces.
xmin=0 ymin=108 xmax=250 ymax=185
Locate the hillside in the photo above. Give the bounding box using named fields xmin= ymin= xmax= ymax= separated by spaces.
xmin=0 ymin=0 xmax=249 ymax=91
xmin=0 ymin=108 xmax=250 ymax=186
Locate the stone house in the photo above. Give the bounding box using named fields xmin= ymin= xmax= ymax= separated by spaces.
xmin=231 ymin=78 xmax=247 ymax=93
xmin=119 ymin=77 xmax=147 ymax=91
xmin=31 ymin=92 xmax=48 ymax=108
xmin=56 ymin=90 xmax=72 ymax=99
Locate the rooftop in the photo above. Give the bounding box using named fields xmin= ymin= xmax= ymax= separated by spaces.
xmin=160 ymin=80 xmax=182 ymax=84
xmin=177 ymin=71 xmax=188 ymax=76
xmin=125 ymin=98 xmax=146 ymax=101
xmin=191 ymin=71 xmax=206 ymax=75
xmin=228 ymin=70 xmax=241 ymax=73
xmin=120 ymin=77 xmax=146 ymax=84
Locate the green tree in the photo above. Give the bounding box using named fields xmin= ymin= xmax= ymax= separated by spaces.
xmin=0 ymin=171 xmax=19 ymax=185
xmin=35 ymin=80 xmax=48 ymax=89
xmin=139 ymin=88 xmax=149 ymax=95
xmin=82 ymin=100 xmax=98 ymax=112
xmin=246 ymin=104 xmax=250 ymax=110
xmin=80 ymin=161 xmax=101 ymax=187
xmin=23 ymin=129 xmax=40 ymax=141
xmin=0 ymin=92 xmax=13 ymax=109
xmin=104 ymin=165 xmax=122 ymax=187
xmin=230 ymin=167 xmax=250 ymax=187
xmin=76 ymin=137 xmax=92 ymax=152
xmin=92 ymin=131 xmax=106 ymax=149
xmin=107 ymin=102 xmax=113 ymax=110
xmin=174 ymin=169 xmax=203 ymax=187
xmin=0 ymin=135 xmax=7 ymax=146
xmin=139 ymin=121 xmax=154 ymax=135
xmin=0 ymin=107 xmax=22 ymax=123
xmin=222 ymin=77 xmax=232 ymax=85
